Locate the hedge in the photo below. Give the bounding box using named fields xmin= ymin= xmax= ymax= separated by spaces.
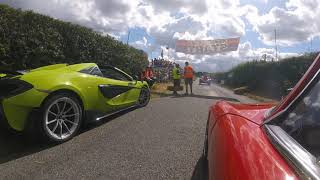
xmin=214 ymin=52 xmax=318 ymax=99
xmin=0 ymin=4 xmax=149 ymax=76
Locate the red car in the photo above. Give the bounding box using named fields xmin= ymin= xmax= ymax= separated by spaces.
xmin=204 ymin=54 xmax=320 ymax=180
xmin=199 ymin=75 xmax=211 ymax=85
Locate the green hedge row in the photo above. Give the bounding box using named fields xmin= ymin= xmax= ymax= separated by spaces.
xmin=214 ymin=52 xmax=318 ymax=99
xmin=0 ymin=4 xmax=149 ymax=76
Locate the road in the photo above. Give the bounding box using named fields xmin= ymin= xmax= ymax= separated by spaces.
xmin=0 ymin=82 xmax=256 ymax=180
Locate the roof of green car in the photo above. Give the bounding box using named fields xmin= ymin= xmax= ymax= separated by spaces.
xmin=64 ymin=63 xmax=97 ymax=71
xmin=31 ymin=63 xmax=97 ymax=72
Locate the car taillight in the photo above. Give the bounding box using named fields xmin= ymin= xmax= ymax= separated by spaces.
xmin=0 ymin=78 xmax=33 ymax=99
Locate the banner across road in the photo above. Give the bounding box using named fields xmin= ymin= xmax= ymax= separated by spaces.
xmin=175 ymin=37 xmax=240 ymax=55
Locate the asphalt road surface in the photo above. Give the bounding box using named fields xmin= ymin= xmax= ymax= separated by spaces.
xmin=0 ymin=82 xmax=256 ymax=180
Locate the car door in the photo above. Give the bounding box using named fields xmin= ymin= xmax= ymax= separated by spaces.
xmin=98 ymin=66 xmax=141 ymax=109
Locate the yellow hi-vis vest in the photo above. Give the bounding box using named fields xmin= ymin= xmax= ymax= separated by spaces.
xmin=173 ymin=67 xmax=181 ymax=80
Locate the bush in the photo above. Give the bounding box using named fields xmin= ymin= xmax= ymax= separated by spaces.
xmin=0 ymin=4 xmax=148 ymax=76
xmin=215 ymin=52 xmax=318 ymax=99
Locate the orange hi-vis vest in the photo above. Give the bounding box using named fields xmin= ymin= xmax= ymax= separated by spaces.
xmin=184 ymin=66 xmax=194 ymax=78
xmin=146 ymin=69 xmax=154 ymax=78
xmin=141 ymin=69 xmax=154 ymax=80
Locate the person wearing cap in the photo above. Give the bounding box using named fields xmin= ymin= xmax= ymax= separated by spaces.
xmin=172 ymin=63 xmax=181 ymax=95
xmin=184 ymin=61 xmax=195 ymax=95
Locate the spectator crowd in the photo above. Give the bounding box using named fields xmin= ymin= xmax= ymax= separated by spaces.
xmin=141 ymin=58 xmax=186 ymax=84
xmin=151 ymin=58 xmax=174 ymax=83
xmin=151 ymin=58 xmax=174 ymax=68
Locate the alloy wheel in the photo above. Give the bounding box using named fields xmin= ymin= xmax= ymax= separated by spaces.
xmin=138 ymin=88 xmax=150 ymax=106
xmin=44 ymin=97 xmax=80 ymax=140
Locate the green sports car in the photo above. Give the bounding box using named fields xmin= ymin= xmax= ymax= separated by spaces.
xmin=0 ymin=63 xmax=150 ymax=142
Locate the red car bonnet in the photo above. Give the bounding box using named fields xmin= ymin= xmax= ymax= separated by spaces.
xmin=272 ymin=54 xmax=320 ymax=115
xmin=212 ymin=101 xmax=274 ymax=125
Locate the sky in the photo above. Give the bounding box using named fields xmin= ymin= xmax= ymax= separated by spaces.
xmin=1 ymin=0 xmax=320 ymax=72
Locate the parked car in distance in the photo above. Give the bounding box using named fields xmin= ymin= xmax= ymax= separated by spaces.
xmin=204 ymin=54 xmax=320 ymax=180
xmin=0 ymin=63 xmax=150 ymax=143
xmin=199 ymin=75 xmax=211 ymax=85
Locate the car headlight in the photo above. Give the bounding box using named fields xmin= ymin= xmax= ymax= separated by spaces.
xmin=0 ymin=78 xmax=33 ymax=99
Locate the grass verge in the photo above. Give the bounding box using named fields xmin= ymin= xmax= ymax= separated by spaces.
xmin=243 ymin=93 xmax=279 ymax=103
xmin=150 ymin=83 xmax=172 ymax=98
xmin=219 ymin=84 xmax=279 ymax=103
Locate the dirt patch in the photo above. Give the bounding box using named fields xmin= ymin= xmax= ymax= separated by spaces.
xmin=151 ymin=83 xmax=172 ymax=98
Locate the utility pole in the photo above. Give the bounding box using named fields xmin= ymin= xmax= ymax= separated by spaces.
xmin=166 ymin=46 xmax=171 ymax=62
xmin=126 ymin=30 xmax=131 ymax=45
xmin=167 ymin=32 xmax=176 ymax=62
xmin=310 ymin=37 xmax=313 ymax=52
xmin=274 ymin=29 xmax=278 ymax=61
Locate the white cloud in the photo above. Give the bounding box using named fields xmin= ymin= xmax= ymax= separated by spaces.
xmin=0 ymin=0 xmax=310 ymax=71
xmin=132 ymin=37 xmax=149 ymax=49
xmin=144 ymin=0 xmax=208 ymax=15
xmin=1 ymin=0 xmax=246 ymax=47
xmin=245 ymin=0 xmax=320 ymax=46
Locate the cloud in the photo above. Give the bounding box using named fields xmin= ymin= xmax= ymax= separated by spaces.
xmin=0 ymin=0 xmax=309 ymax=72
xmin=0 ymin=0 xmax=246 ymax=46
xmin=132 ymin=37 xmax=149 ymax=49
xmin=94 ymin=0 xmax=130 ymax=18
xmin=245 ymin=0 xmax=320 ymax=46
xmin=144 ymin=0 xmax=208 ymax=15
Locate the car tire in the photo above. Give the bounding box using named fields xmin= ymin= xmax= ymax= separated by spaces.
xmin=202 ymin=121 xmax=209 ymax=177
xmin=203 ymin=120 xmax=209 ymax=159
xmin=39 ymin=92 xmax=83 ymax=143
xmin=138 ymin=88 xmax=150 ymax=107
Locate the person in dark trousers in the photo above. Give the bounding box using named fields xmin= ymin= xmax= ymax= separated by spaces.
xmin=184 ymin=61 xmax=194 ymax=95
xmin=172 ymin=63 xmax=181 ymax=95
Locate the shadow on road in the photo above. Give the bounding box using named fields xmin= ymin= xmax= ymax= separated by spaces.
xmin=81 ymin=106 xmax=137 ymax=133
xmin=0 ymin=107 xmax=137 ymax=165
xmin=173 ymin=94 xmax=239 ymax=102
xmin=0 ymin=128 xmax=53 ymax=164
xmin=191 ymin=155 xmax=208 ymax=180
xmin=152 ymin=92 xmax=239 ymax=102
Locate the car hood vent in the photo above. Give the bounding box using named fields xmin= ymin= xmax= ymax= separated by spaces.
xmin=0 ymin=78 xmax=33 ymax=99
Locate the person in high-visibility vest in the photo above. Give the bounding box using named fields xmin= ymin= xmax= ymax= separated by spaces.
xmin=172 ymin=63 xmax=181 ymax=95
xmin=184 ymin=61 xmax=195 ymax=95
